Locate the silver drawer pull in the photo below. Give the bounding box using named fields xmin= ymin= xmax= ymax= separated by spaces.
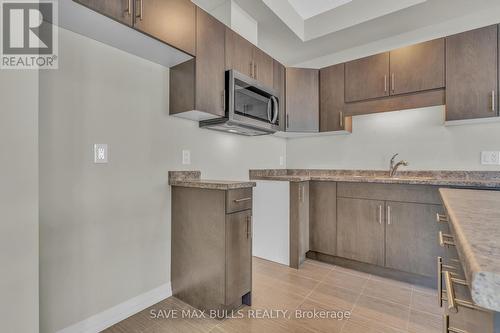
xmin=441 ymin=270 xmax=488 ymax=313
xmin=444 ymin=315 xmax=469 ymax=333
xmin=234 ymin=197 xmax=251 ymax=203
xmin=436 ymin=213 xmax=448 ymax=223
xmin=439 ymin=231 xmax=455 ymax=247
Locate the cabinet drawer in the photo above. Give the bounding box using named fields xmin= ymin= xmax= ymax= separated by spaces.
xmin=337 ymin=182 xmax=441 ymax=204
xmin=226 ymin=188 xmax=253 ymax=213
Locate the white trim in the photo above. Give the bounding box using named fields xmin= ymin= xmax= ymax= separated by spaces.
xmin=56 ymin=283 xmax=172 ymax=333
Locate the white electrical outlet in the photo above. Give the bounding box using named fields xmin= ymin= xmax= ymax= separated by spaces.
xmin=182 ymin=150 xmax=191 ymax=165
xmin=279 ymin=156 xmax=285 ymax=166
xmin=481 ymin=151 xmax=500 ymax=165
xmin=94 ymin=144 xmax=108 ymax=164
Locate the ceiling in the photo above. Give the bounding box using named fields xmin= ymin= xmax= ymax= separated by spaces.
xmin=287 ymin=0 xmax=353 ymax=20
xmin=196 ymin=0 xmax=500 ymax=68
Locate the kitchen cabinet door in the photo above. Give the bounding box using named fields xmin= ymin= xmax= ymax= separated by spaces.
xmin=285 ymin=68 xmax=319 ymax=132
xmin=389 ymin=38 xmax=445 ymax=95
xmin=337 ymin=198 xmax=385 ymax=266
xmin=74 ymin=0 xmax=133 ymax=25
xmin=273 ymin=60 xmax=286 ymax=131
xmin=446 ymin=25 xmax=498 ymax=121
xmin=225 ymin=28 xmax=254 ymax=78
xmin=345 ymin=53 xmax=390 ymax=102
xmin=225 ymin=210 xmax=252 ymax=305
xmin=320 ymin=63 xmax=351 ymax=132
xmin=134 ymin=0 xmax=196 ymax=55
xmin=309 ymin=182 xmax=337 ymax=256
xmin=253 ymin=48 xmax=274 ymax=87
xmin=385 ymin=202 xmax=444 ymax=277
xmin=195 ymin=8 xmax=225 ymax=117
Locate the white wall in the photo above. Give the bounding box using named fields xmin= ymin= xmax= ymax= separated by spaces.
xmin=287 ymin=106 xmax=500 ymax=171
xmin=39 ymin=28 xmax=286 ymax=333
xmin=0 ymin=71 xmax=39 ymax=332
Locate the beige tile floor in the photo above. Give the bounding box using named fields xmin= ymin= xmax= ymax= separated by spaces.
xmin=103 ymin=257 xmax=444 ymax=333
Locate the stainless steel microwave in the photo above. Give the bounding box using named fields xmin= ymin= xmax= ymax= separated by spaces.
xmin=199 ymin=70 xmax=280 ymax=136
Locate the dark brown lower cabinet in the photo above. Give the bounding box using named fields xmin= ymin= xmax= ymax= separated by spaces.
xmin=74 ymin=0 xmax=133 ymax=25
xmin=385 ymin=201 xmax=444 ymax=277
xmin=336 ymin=197 xmax=385 ymax=266
xmin=172 ymin=186 xmax=252 ymax=311
xmin=225 ymin=210 xmax=252 ymax=305
xmin=309 ymin=182 xmax=337 ymax=256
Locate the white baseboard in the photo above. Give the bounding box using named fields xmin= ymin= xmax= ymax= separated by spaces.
xmin=56 ymin=282 xmax=172 ymax=333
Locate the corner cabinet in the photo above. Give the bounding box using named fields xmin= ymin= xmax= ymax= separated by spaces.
xmin=169 ymin=7 xmax=226 ymax=119
xmin=446 ymin=25 xmax=499 ymax=121
xmin=172 ymin=186 xmax=252 ymax=311
xmin=285 ymin=68 xmax=319 ymax=132
xmin=319 ymin=63 xmax=351 ymax=132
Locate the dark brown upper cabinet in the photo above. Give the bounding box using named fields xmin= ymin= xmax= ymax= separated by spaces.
xmin=225 ymin=28 xmax=274 ymax=87
xmin=225 ymin=28 xmax=254 ymax=78
xmin=253 ymin=48 xmax=274 ymax=88
xmin=389 ymin=38 xmax=445 ymax=96
xmin=134 ymin=0 xmax=196 ymax=55
xmin=286 ymin=68 xmax=319 ymax=132
xmin=74 ymin=0 xmax=133 ymax=25
xmin=345 ymin=52 xmax=390 ymax=102
xmin=273 ymin=60 xmax=286 ymax=131
xmin=320 ymin=63 xmax=352 ymax=132
xmin=446 ymin=25 xmax=499 ymax=121
xmin=169 ymin=7 xmax=225 ymax=118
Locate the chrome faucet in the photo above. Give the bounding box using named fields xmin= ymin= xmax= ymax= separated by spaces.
xmin=389 ymin=153 xmax=409 ymax=177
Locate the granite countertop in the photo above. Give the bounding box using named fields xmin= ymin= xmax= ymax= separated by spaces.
xmin=249 ymin=169 xmax=500 ymax=188
xmin=168 ymin=171 xmax=256 ymax=190
xmin=439 ymin=188 xmax=500 ymax=312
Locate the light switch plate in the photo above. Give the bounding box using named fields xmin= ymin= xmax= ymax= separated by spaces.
xmin=94 ymin=144 xmax=108 ymax=164
xmin=481 ymin=151 xmax=500 ymax=165
xmin=279 ymin=156 xmax=285 ymax=166
xmin=182 ymin=150 xmax=191 ymax=165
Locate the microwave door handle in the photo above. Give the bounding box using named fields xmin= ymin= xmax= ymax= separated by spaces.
xmin=267 ymin=98 xmax=272 ymax=122
xmin=270 ymin=96 xmax=279 ymax=124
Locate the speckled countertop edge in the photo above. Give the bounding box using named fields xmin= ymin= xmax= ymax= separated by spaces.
xmin=169 ymin=171 xmax=255 ymax=190
xmin=439 ymin=188 xmax=500 ymax=312
xmin=249 ymin=169 xmax=500 ymax=187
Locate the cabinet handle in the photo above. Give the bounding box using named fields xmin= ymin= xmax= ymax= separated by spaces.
xmin=246 ymin=215 xmax=252 ymax=239
xmin=339 ymin=112 xmax=343 ymax=128
xmin=391 ymin=73 xmax=395 ymax=93
xmin=135 ymin=0 xmax=143 ymax=21
xmin=436 ymin=213 xmax=448 ymax=224
xmin=286 ymin=113 xmax=290 ymax=129
xmin=492 ymin=90 xmax=496 ymax=112
xmin=387 ymin=205 xmax=391 ymax=225
xmin=438 ymin=257 xmax=443 ymax=307
xmin=234 ymin=197 xmax=251 ymax=203
xmin=254 ymin=63 xmax=257 ymax=80
xmin=249 ymin=62 xmax=253 ymax=78
xmin=221 ymin=90 xmax=226 ymax=111
xmin=384 ymin=75 xmax=387 ymax=93
xmin=378 ymin=205 xmax=382 ymax=225
xmin=439 ymin=231 xmax=455 ymax=248
xmin=124 ymin=0 xmax=132 ymax=16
